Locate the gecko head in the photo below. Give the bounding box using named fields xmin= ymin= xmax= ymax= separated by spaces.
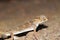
xmin=32 ymin=15 xmax=48 ymax=27
xmin=36 ymin=15 xmax=48 ymax=23
xmin=40 ymin=15 xmax=48 ymax=22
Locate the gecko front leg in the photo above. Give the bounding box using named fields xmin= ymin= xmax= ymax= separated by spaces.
xmin=33 ymin=24 xmax=39 ymax=40
xmin=10 ymin=32 xmax=14 ymax=40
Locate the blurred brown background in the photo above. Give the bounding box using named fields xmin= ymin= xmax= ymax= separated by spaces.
xmin=0 ymin=0 xmax=60 ymax=23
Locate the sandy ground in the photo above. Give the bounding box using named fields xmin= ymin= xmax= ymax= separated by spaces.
xmin=0 ymin=0 xmax=60 ymax=40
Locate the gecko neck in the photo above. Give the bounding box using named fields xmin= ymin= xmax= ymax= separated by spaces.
xmin=35 ymin=21 xmax=45 ymax=27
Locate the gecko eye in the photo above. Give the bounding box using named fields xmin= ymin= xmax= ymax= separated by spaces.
xmin=43 ymin=18 xmax=48 ymax=21
xmin=43 ymin=17 xmax=48 ymax=21
xmin=43 ymin=18 xmax=46 ymax=20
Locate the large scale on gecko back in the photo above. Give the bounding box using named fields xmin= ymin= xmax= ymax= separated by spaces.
xmin=0 ymin=15 xmax=48 ymax=36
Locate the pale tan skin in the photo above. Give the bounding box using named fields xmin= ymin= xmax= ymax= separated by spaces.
xmin=1 ymin=15 xmax=48 ymax=40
